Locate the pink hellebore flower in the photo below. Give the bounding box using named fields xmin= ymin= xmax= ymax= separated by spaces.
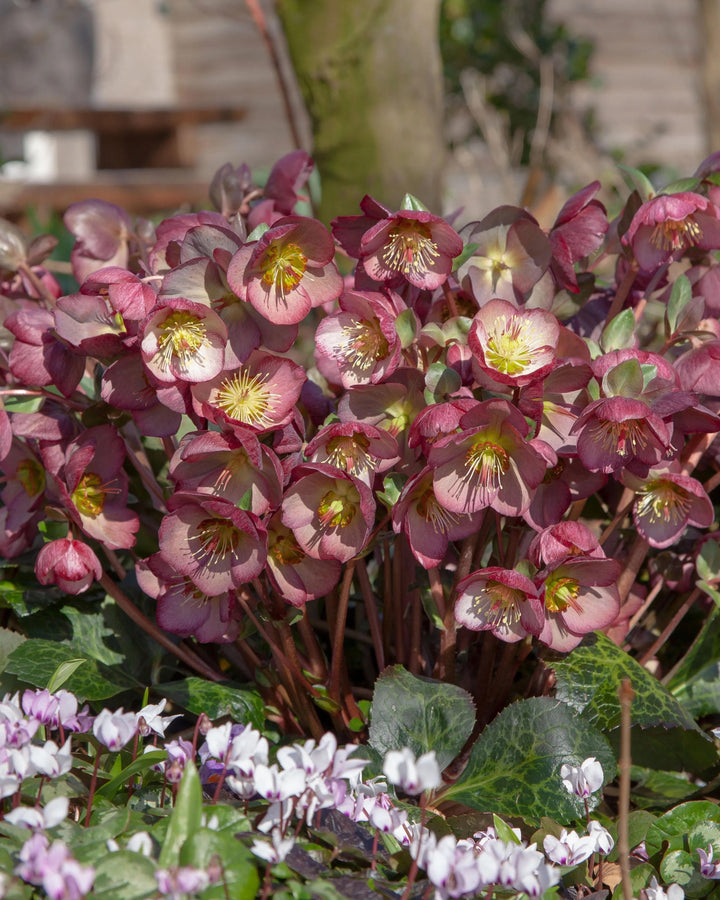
xmin=140 ymin=298 xmax=227 ymax=384
xmin=314 ymin=289 xmax=404 ymax=388
xmin=191 ymin=350 xmax=305 ymax=435
xmin=537 ymin=557 xmax=621 ymax=652
xmin=64 ymin=197 xmax=134 ymax=282
xmin=265 ymin=513 xmax=341 ymax=607
xmin=226 ymin=215 xmax=343 ymax=325
xmin=428 ymin=399 xmax=548 ymax=516
xmin=622 ymin=191 xmax=720 ymax=271
xmin=332 ymin=196 xmax=463 ymax=290
xmin=468 ymin=298 xmax=559 ymax=387
xmin=528 ymin=521 xmax=605 ymax=569
xmin=35 ymin=538 xmax=103 ymax=595
xmin=548 ymin=181 xmax=608 ymax=292
xmin=159 ymin=494 xmax=266 ymax=597
xmin=281 ymin=463 xmax=376 ymax=563
xmin=304 ymin=421 xmax=400 ymax=485
xmin=6 ymin=307 xmax=85 ymax=398
xmin=623 ymin=467 xmax=714 ymax=549
xmin=455 ymin=567 xmax=545 ymax=643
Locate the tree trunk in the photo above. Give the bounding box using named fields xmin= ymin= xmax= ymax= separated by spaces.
xmin=274 ymin=0 xmax=445 ymax=223
xmin=699 ymin=0 xmax=720 ymax=153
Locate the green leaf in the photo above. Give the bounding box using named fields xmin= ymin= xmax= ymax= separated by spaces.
xmin=618 ymin=165 xmax=656 ymax=201
xmin=0 ymin=627 xmax=25 ymax=673
xmin=394 ymin=308 xmax=418 ymax=349
xmin=601 ymin=308 xmax=637 ymax=352
xmin=667 ymin=609 xmax=720 ymax=715
xmin=552 ymin=632 xmax=716 ymax=772
xmin=378 ymin=472 xmax=407 ymax=509
xmin=400 ymin=193 xmax=429 ymax=212
xmin=660 ymin=850 xmax=713 ymax=898
xmin=47 ymin=658 xmax=87 ymax=692
xmin=661 ymin=177 xmax=701 ymax=195
xmin=159 ymin=761 xmax=202 ymax=868
xmin=645 ymin=801 xmax=720 ymax=857
xmin=180 ymin=828 xmax=259 ymax=900
xmin=61 ymin=603 xmax=126 ymax=666
xmin=696 ymin=540 xmax=720 ymax=583
xmin=442 ymin=697 xmax=615 ymax=824
xmin=0 ymin=581 xmax=62 ymax=617
xmin=95 ymin=750 xmax=167 ymax=800
xmin=424 ymin=362 xmax=461 ymax=403
xmin=368 ymin=665 xmax=475 ymax=769
xmin=453 ymin=241 xmax=480 ymax=272
xmin=157 ymin=677 xmax=264 ymax=729
xmin=666 ymin=274 xmax=693 ymax=335
xmin=246 ymin=222 xmax=270 ymax=242
xmin=492 ymin=814 xmax=521 ymax=844
xmin=4 ymin=639 xmax=133 ymax=701
xmin=92 ymin=850 xmax=158 ymax=900
xmin=602 ymin=358 xmax=644 ymax=399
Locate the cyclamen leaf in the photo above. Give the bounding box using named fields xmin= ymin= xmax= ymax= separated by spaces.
xmin=368 ymin=665 xmax=475 ymax=769
xmin=159 ymin=761 xmax=202 ymax=868
xmin=157 ymin=677 xmax=264 ymax=729
xmin=442 ymin=697 xmax=615 ymax=824
xmin=552 ymin=633 xmax=716 ymax=773
xmin=92 ymin=850 xmax=158 ymax=900
xmin=645 ymin=801 xmax=720 ymax=857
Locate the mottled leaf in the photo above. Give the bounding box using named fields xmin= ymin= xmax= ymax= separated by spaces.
xmin=443 ymin=697 xmax=615 ymax=824
xmin=0 ymin=627 xmax=25 ymax=673
xmin=157 ymin=677 xmax=264 ymax=729
xmin=645 ymin=801 xmax=720 ymax=857
xmin=92 ymin=850 xmax=158 ymax=900
xmin=552 ymin=633 xmax=715 ymax=772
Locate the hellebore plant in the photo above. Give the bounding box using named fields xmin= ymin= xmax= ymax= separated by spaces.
xmin=2 ymin=147 xmax=720 ymax=900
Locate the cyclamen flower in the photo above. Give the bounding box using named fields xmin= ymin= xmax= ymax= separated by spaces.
xmin=6 ymin=796 xmax=69 ymax=831
xmin=17 ymin=832 xmax=95 ymax=900
xmin=455 ymin=567 xmax=545 ymax=643
xmin=92 ymin=708 xmax=138 ymax=751
xmin=543 ymin=828 xmax=595 ymax=866
xmin=588 ymin=821 xmax=615 ymax=855
xmin=468 ymin=298 xmax=559 ymax=387
xmin=622 ymin=191 xmax=720 ymax=271
xmin=697 ymin=844 xmax=720 ymax=879
xmin=227 ymin=215 xmax=343 ymax=325
xmin=251 ymin=829 xmax=295 ymax=865
xmin=560 ymin=757 xmax=604 ymax=798
xmin=155 ymin=866 xmax=210 ymax=900
xmin=137 ymin=699 xmax=181 ymax=738
xmin=382 ymin=748 xmax=442 ymax=794
xmin=641 ymin=877 xmax=685 ymax=900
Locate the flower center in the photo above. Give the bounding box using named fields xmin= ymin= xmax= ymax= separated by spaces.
xmin=16 ymin=458 xmax=45 ymax=498
xmin=471 ymin=580 xmax=525 ymax=628
xmin=339 ymin=317 xmax=388 ymax=371
xmin=156 ymin=311 xmax=207 ymax=369
xmin=195 ymin=518 xmax=241 ymax=564
xmin=544 ymin=574 xmax=580 ymax=613
xmin=269 ymin=527 xmax=306 ymax=566
xmin=260 ymin=241 xmax=307 ymax=297
xmin=464 ymin=439 xmax=509 ymax=489
xmin=381 ymin=221 xmax=439 ymax=278
xmin=214 ymin=370 xmax=279 ymax=429
xmin=317 ymin=488 xmax=358 ymax=529
xmin=484 ymin=315 xmax=537 ymax=375
xmin=324 ymin=434 xmax=373 ymax=475
xmin=72 ymin=473 xmax=107 ymax=517
xmin=650 ymin=217 xmax=702 ymax=252
xmin=598 ymin=419 xmax=648 ymax=458
xmin=636 ymin=479 xmax=692 ymax=524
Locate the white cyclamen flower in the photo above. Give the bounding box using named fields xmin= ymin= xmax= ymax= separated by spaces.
xmin=92 ymin=708 xmax=138 ymax=751
xmin=641 ymin=876 xmax=685 ymax=900
xmin=560 ymin=757 xmax=604 ymax=798
xmin=137 ymin=699 xmax=181 ymax=738
xmin=5 ymin=796 xmax=68 ymax=831
xmin=588 ymin=820 xmax=615 ymax=855
xmin=250 ymin=828 xmax=295 ymax=864
xmin=382 ymin=748 xmax=442 ymax=795
xmin=543 ymin=828 xmax=595 ymax=866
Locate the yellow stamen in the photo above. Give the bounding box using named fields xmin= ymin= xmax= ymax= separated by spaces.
xmin=339 ymin=317 xmax=388 ymax=371
xmin=194 ymin=518 xmax=241 ymax=565
xmin=484 ymin=315 xmax=539 ymax=375
xmin=470 ymin=580 xmax=525 ymax=629
xmin=215 ymin=370 xmax=279 ymax=429
xmin=416 ymin=488 xmax=459 ymax=534
xmin=381 ymin=221 xmax=439 ymax=278
xmin=269 ymin=526 xmax=306 ymax=566
xmin=317 ymin=487 xmax=358 ymax=529
xmin=260 ymin=241 xmax=307 ymax=298
xmin=324 ymin=434 xmax=374 ymax=475
xmin=636 ymin=479 xmax=692 ymax=524
xmin=157 ymin=311 xmax=208 ymax=370
xmin=72 ymin=473 xmax=108 ymax=517
xmin=650 ymin=217 xmax=702 ymax=252
xmin=464 ymin=439 xmax=509 ymax=490
xmin=544 ymin=575 xmax=580 ymax=613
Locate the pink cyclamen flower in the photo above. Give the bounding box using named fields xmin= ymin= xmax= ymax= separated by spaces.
xmin=226 ymin=215 xmax=343 ymax=325
xmin=468 ymin=298 xmax=559 ymax=387
xmin=35 ymin=538 xmax=103 ymax=595
xmin=281 ymin=463 xmax=376 ymax=563
xmin=92 ymin=708 xmax=138 ymax=751
xmin=697 ymin=844 xmax=720 ymax=879
xmin=455 ymin=567 xmax=545 ymax=643
xmin=622 ymin=191 xmax=720 ymax=271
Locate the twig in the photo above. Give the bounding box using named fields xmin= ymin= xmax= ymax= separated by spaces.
xmin=328 ymin=561 xmax=356 ymax=704
xmin=638 ymin=586 xmax=701 ymax=666
xmin=605 ymin=263 xmax=639 ymax=326
xmin=354 ymin=557 xmax=385 ymax=673
xmin=617 ymin=678 xmax=635 ymax=900
xmin=100 ymin=574 xmax=224 ymax=682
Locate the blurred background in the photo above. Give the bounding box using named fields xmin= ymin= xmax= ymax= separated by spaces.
xmin=0 ymin=0 xmax=716 ymax=229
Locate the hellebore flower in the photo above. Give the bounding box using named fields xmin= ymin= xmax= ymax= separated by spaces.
xmin=468 ymin=298 xmax=559 ymax=387
xmin=191 ymin=350 xmax=305 ymax=434
xmin=537 ymin=557 xmax=621 ymax=652
xmin=332 ymin=196 xmax=463 ymax=290
xmin=159 ymin=494 xmax=266 ymax=596
xmin=6 ymin=307 xmax=84 ymax=398
xmin=428 ymin=399 xmax=548 ymax=516
xmin=548 ymin=181 xmax=608 ymax=292
xmin=140 ymin=297 xmax=227 ymax=384
xmin=392 ymin=467 xmax=483 ymax=569
xmin=64 ymin=197 xmax=134 ymax=282
xmin=623 ymin=468 xmax=714 ymax=548
xmin=304 ymin=421 xmax=400 ymax=485
xmin=281 ymin=463 xmax=376 ymax=563
xmin=455 ymin=567 xmax=545 ymax=643
xmin=314 ymin=289 xmax=404 ymax=388
xmin=458 ymin=206 xmax=552 ymax=306
xmin=622 ymin=191 xmax=720 ymax=271
xmin=226 ymin=215 xmax=342 ymax=325
xmin=35 ymin=538 xmax=103 ymax=595
xmin=265 ymin=513 xmax=341 ymax=606
xmin=528 ymin=520 xmax=606 ymax=568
